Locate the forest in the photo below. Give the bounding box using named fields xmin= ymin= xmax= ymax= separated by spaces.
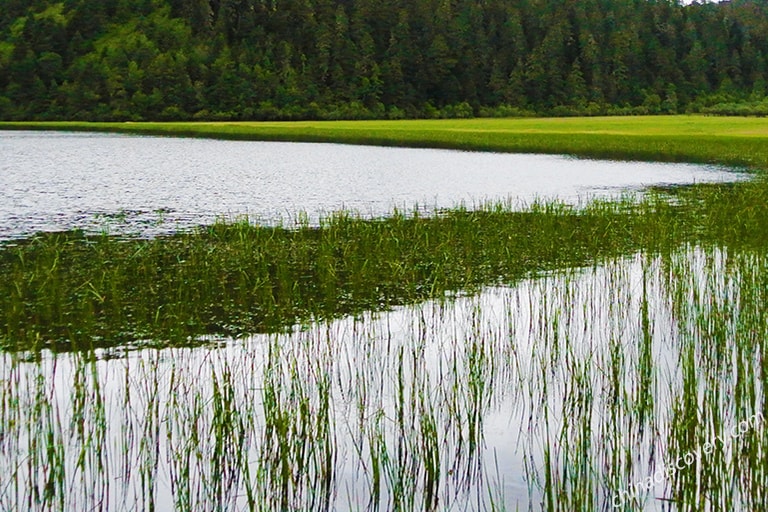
xmin=2 ymin=0 xmax=768 ymax=121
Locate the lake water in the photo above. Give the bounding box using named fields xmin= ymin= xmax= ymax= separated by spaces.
xmin=0 ymin=130 xmax=748 ymax=240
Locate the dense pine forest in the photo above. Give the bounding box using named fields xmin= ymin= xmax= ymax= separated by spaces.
xmin=1 ymin=0 xmax=768 ymax=121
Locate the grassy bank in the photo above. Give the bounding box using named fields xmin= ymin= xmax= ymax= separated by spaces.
xmin=3 ymin=116 xmax=768 ymax=169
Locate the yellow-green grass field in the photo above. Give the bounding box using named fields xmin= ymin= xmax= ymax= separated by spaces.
xmin=3 ymin=115 xmax=768 ymax=170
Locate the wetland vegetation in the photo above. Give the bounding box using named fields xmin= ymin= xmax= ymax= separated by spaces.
xmin=1 ymin=176 xmax=767 ymax=354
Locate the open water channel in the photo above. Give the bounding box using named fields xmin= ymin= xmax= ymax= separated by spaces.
xmin=0 ymin=130 xmax=747 ymax=240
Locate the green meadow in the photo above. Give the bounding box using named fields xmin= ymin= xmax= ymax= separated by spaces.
xmin=4 ymin=115 xmax=768 ymax=167
xmin=1 ymin=116 xmax=768 ymax=510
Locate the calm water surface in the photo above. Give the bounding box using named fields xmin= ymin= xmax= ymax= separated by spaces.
xmin=0 ymin=130 xmax=748 ymax=240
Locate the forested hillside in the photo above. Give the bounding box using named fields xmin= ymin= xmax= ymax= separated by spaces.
xmin=2 ymin=0 xmax=768 ymax=120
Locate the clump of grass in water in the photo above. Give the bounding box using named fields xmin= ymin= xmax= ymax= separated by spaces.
xmin=4 ymin=178 xmax=768 ymax=354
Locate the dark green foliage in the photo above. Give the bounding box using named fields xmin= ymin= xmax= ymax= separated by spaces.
xmin=2 ymin=0 xmax=768 ymax=120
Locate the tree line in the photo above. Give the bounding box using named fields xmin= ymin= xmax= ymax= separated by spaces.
xmin=1 ymin=0 xmax=768 ymax=121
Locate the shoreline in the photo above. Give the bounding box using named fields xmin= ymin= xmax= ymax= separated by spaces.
xmin=2 ymin=115 xmax=768 ymax=171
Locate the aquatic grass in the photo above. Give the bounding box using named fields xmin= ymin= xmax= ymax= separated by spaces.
xmin=2 ymin=242 xmax=768 ymax=509
xmin=2 ymin=179 xmax=766 ymax=353
xmin=654 ymin=247 xmax=768 ymax=512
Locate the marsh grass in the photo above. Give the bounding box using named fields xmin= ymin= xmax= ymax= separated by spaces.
xmin=4 ymin=177 xmax=768 ymax=354
xmin=1 ymin=174 xmax=768 ymax=509
xmin=2 ymin=242 xmax=767 ymax=510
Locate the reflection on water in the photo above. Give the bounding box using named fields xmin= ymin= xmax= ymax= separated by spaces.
xmin=2 ymin=247 xmax=764 ymax=511
xmin=0 ymin=130 xmax=748 ymax=240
